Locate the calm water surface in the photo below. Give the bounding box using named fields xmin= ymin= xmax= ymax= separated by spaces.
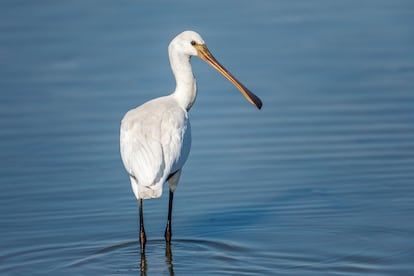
xmin=1 ymin=1 xmax=414 ymax=275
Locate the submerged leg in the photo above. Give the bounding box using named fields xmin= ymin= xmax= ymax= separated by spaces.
xmin=138 ymin=198 xmax=147 ymax=254
xmin=165 ymin=170 xmax=181 ymax=243
xmin=165 ymin=241 xmax=174 ymax=275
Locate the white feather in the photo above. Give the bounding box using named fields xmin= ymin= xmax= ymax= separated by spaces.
xmin=120 ymin=95 xmax=191 ymax=199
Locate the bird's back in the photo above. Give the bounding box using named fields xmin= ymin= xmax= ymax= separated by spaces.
xmin=120 ymin=95 xmax=191 ymax=199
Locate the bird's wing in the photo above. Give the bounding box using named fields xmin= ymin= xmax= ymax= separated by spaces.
xmin=120 ymin=98 xmax=190 ymax=189
xmin=120 ymin=111 xmax=165 ymax=187
xmin=160 ymin=103 xmax=191 ymax=176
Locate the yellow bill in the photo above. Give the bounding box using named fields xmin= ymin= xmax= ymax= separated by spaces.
xmin=194 ymin=44 xmax=262 ymax=110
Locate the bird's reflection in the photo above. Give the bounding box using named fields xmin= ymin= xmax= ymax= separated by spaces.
xmin=165 ymin=243 xmax=174 ymax=275
xmin=139 ymin=243 xmax=174 ymax=276
xmin=140 ymin=252 xmax=147 ymax=276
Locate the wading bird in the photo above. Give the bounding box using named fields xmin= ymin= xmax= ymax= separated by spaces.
xmin=120 ymin=30 xmax=262 ymax=253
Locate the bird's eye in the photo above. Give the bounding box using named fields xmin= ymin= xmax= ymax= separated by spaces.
xmin=190 ymin=40 xmax=196 ymax=46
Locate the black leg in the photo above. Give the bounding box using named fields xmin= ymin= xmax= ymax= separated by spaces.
xmin=165 ymin=169 xmax=180 ymax=244
xmin=164 ymin=190 xmax=174 ymax=243
xmin=139 ymin=198 xmax=146 ymax=254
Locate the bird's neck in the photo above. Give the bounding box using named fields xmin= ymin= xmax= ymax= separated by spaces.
xmin=169 ymin=52 xmax=197 ymax=111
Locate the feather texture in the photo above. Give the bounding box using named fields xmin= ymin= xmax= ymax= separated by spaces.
xmin=120 ymin=95 xmax=191 ymax=199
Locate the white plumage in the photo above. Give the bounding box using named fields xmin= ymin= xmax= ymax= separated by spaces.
xmin=120 ymin=96 xmax=191 ymax=199
xmin=119 ymin=30 xmax=262 ymax=253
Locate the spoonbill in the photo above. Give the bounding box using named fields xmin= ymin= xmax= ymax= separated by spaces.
xmin=120 ymin=30 xmax=262 ymax=253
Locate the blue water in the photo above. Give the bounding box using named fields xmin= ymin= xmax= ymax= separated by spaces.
xmin=1 ymin=1 xmax=414 ymax=275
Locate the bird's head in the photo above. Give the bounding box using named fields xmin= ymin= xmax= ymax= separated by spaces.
xmin=169 ymin=30 xmax=262 ymax=110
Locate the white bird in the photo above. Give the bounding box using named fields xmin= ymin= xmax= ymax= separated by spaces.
xmin=120 ymin=30 xmax=262 ymax=253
